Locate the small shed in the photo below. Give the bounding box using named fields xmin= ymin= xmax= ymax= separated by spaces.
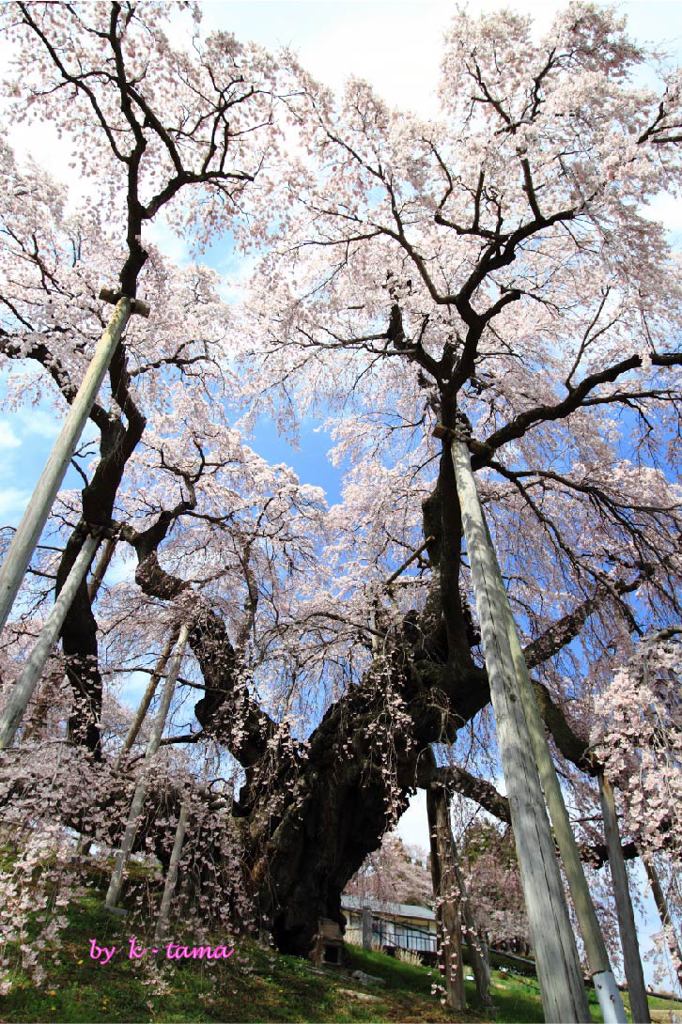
xmin=341 ymin=894 xmax=437 ymax=954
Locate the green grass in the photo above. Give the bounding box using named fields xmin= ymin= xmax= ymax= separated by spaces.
xmin=0 ymin=894 xmax=456 ymax=1024
xmin=1 ymin=883 xmax=681 ymax=1022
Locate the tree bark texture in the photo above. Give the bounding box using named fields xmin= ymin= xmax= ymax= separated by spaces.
xmin=426 ymin=784 xmax=466 ymax=1011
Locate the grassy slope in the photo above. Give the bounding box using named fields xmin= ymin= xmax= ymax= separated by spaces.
xmin=2 ymin=889 xmax=681 ymax=1023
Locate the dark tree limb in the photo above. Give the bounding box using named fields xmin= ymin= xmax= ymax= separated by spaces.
xmin=474 ymin=352 xmax=682 ymax=467
xmin=421 ymin=761 xmax=639 ymax=869
xmin=119 ymin=511 xmax=282 ymax=770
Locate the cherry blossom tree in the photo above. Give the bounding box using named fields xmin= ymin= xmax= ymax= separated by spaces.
xmin=345 ymin=833 xmax=432 ymax=907
xmin=459 ymin=820 xmax=530 ymax=955
xmin=235 ymin=0 xmax=682 ymax=956
xmin=0 ymin=1 xmax=680 ymax=996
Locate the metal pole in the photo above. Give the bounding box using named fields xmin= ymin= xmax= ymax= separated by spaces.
xmin=492 ymin=518 xmax=626 ymax=1023
xmin=154 ymin=801 xmax=189 ymax=943
xmin=0 ymin=533 xmax=99 ymax=748
xmin=448 ymin=432 xmax=591 ymax=1023
xmin=105 ymin=621 xmax=190 ymax=911
xmin=0 ymin=297 xmax=133 ymax=631
xmin=599 ymin=772 xmax=652 ymax=1024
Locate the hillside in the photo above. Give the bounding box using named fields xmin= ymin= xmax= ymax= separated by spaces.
xmin=2 ymin=887 xmax=681 ymax=1024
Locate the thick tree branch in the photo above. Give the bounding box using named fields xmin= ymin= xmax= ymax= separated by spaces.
xmin=474 ymin=351 xmax=682 ymax=465
xmin=421 ymin=762 xmax=639 ymax=868
xmin=120 ymin=510 xmax=281 ymax=769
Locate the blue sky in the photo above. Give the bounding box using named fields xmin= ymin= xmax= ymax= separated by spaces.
xmin=1 ymin=0 xmax=681 ymax=994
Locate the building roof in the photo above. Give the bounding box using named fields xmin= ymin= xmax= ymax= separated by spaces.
xmin=341 ymin=894 xmax=435 ymax=922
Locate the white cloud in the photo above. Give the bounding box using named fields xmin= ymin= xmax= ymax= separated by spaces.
xmin=0 ymin=421 xmax=21 ymax=450
xmin=104 ymin=553 xmax=137 ymax=586
xmin=396 ymin=789 xmax=429 ymax=849
xmin=16 ymin=408 xmax=61 ymax=441
xmin=118 ymin=670 xmax=152 ymax=710
xmin=145 ymin=215 xmax=192 ymax=268
xmin=641 ymin=191 xmax=682 ymax=233
xmin=0 ymin=486 xmax=31 ymax=524
xmin=291 ymin=1 xmax=565 ymax=117
xmin=195 ymin=1 xmax=662 ymax=120
xmin=217 ymin=251 xmax=260 ymax=304
xmin=3 ymin=116 xmax=97 ymax=216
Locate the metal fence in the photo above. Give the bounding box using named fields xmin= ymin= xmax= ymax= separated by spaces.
xmin=372 ymin=918 xmax=437 ymax=954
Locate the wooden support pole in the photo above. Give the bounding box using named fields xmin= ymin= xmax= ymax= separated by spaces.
xmin=495 ymin=518 xmax=626 ymax=1023
xmin=0 ymin=533 xmax=99 ymax=749
xmin=0 ymin=290 xmax=147 ymax=631
xmin=361 ymin=906 xmax=373 ymax=950
xmin=105 ymin=622 xmax=190 ymax=911
xmin=448 ymin=433 xmax=590 ymax=1023
xmin=599 ymin=772 xmax=652 ymax=1024
xmin=87 ymin=535 xmax=118 ymax=602
xmin=154 ymin=801 xmax=189 ymax=944
xmin=119 ymin=628 xmax=180 ymax=758
xmin=643 ymin=858 xmax=682 ymax=989
xmin=427 ymin=784 xmax=466 ymax=1011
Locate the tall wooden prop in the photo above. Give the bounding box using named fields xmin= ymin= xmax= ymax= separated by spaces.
xmin=0 ymin=291 xmax=148 ymax=632
xmin=118 ymin=628 xmax=180 ymax=759
xmin=427 ymin=784 xmax=466 ymax=1011
xmin=0 ymin=533 xmax=100 ymax=748
xmin=444 ymin=425 xmax=591 ymax=1023
xmin=87 ymin=536 xmax=118 ymax=602
xmin=599 ymin=773 xmax=651 ymax=1023
xmin=456 ymin=870 xmax=491 ymax=1007
xmin=105 ymin=622 xmax=190 ymax=911
xmin=154 ymin=801 xmax=189 ymax=943
xmin=494 ymin=515 xmax=626 ymax=1022
xmin=361 ymin=907 xmax=373 ymax=950
xmin=644 ymin=859 xmax=682 ymax=988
